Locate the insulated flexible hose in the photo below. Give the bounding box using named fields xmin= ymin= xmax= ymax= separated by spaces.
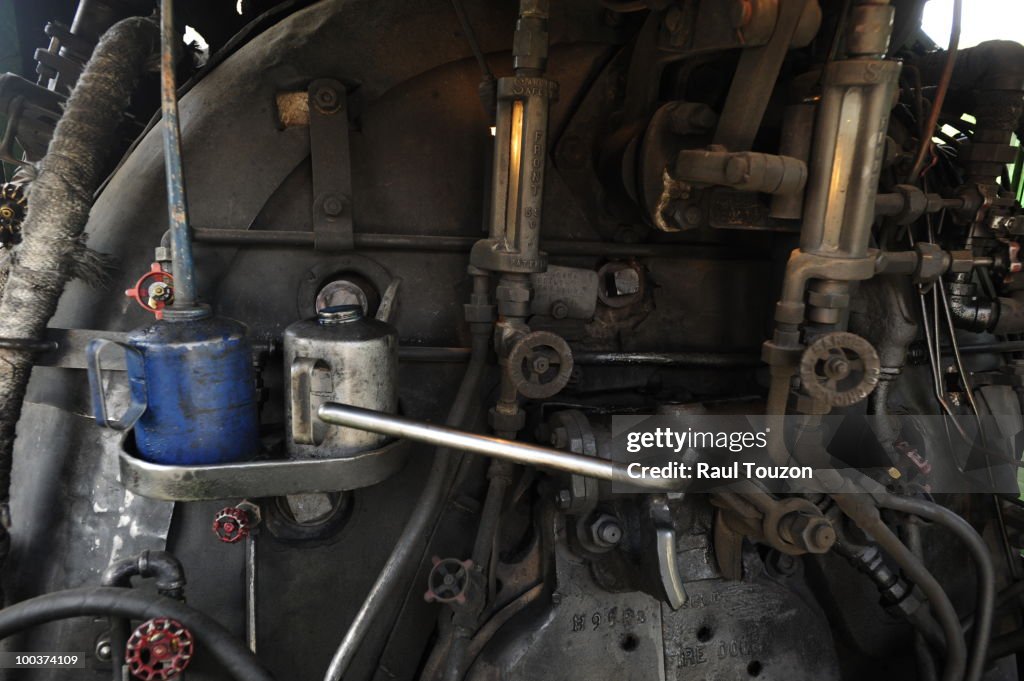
xmin=0 ymin=587 xmax=272 ymax=681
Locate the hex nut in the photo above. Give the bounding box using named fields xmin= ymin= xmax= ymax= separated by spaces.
xmin=590 ymin=514 xmax=624 ymax=548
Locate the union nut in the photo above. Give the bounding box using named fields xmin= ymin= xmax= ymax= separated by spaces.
xmin=781 ymin=513 xmax=836 ymax=554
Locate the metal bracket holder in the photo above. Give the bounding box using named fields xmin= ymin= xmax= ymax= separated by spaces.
xmin=308 ymin=78 xmax=355 ymax=251
xmin=118 ymin=438 xmax=409 ymax=501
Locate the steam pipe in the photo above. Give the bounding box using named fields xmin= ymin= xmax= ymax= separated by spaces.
xmin=0 ymin=14 xmax=158 ymax=599
xmin=322 ymin=274 xmax=494 ymax=681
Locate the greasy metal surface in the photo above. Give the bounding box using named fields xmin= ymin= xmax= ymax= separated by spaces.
xmin=660 ymin=577 xmax=840 ymax=680
xmin=284 ymin=308 xmax=398 ymax=458
xmin=467 ymin=541 xmax=667 ymax=681
xmin=9 ymin=1 xmax=1022 ymax=680
xmin=118 ymin=438 xmax=410 ymax=501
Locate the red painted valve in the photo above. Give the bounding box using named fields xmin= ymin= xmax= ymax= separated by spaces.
xmin=125 ymin=263 xmax=174 ymax=319
xmin=212 ymin=506 xmax=251 ymax=543
xmin=125 ymin=617 xmax=194 ymax=681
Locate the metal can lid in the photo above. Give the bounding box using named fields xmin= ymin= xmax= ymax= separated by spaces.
xmin=318 ymin=304 xmax=364 ymax=324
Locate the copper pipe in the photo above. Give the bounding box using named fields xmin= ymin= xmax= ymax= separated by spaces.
xmin=907 ymin=0 xmax=962 ymax=182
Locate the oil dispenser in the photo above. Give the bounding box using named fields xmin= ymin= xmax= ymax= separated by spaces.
xmin=86 ymin=12 xmax=259 ymax=465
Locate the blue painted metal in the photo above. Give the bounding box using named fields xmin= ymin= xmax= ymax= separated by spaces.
xmin=88 ymin=316 xmax=260 ymax=465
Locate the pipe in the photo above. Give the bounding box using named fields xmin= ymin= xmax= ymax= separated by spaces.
xmin=101 ymin=550 xmax=187 ymax=680
xmin=833 ymin=494 xmax=967 ymax=681
xmin=159 ymin=0 xmax=199 ymax=313
xmin=323 ymin=307 xmax=492 ymax=681
xmin=916 ymin=40 xmax=1024 ymax=183
xmin=441 ymin=461 xmax=514 ymax=681
xmin=189 ymin=228 xmax=766 ymax=260
xmin=877 ymin=494 xmax=995 ymax=681
xmin=0 ymin=587 xmax=272 ymax=681
xmin=317 ymin=403 xmax=679 ymax=492
xmin=399 ymin=347 xmax=763 ymax=367
xmin=0 ymin=14 xmax=158 ymax=582
xmin=907 ymin=0 xmax=961 ymax=182
xmin=904 ymin=520 xmax=939 ymax=681
xmin=101 ymin=550 xmax=187 ymax=598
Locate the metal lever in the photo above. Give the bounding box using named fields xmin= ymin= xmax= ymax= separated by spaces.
xmin=375 ymin=278 xmax=402 ymax=324
xmin=316 ymin=402 xmax=679 ymax=492
xmin=648 ymin=495 xmax=687 ymax=609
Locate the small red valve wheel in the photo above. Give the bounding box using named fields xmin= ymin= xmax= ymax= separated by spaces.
xmin=212 ymin=506 xmax=251 ymax=543
xmin=125 ymin=617 xmax=194 ymax=681
xmin=125 ymin=263 xmax=174 ymax=320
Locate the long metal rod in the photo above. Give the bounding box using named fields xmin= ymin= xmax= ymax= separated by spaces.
xmin=159 ymin=0 xmax=197 ymax=308
xmin=245 ymin=533 xmax=257 ymax=653
xmin=317 ymin=403 xmax=678 ymax=492
xmin=398 ymin=346 xmax=762 ymax=367
xmin=190 ymin=228 xmax=764 ymax=260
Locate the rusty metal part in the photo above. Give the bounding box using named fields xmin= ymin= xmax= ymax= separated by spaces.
xmin=505 ymin=330 xmax=574 ymax=400
xmin=714 ymin=489 xmax=836 ymax=555
xmin=713 ymin=0 xmax=816 ymax=152
xmin=674 ymin=149 xmax=807 ymax=195
xmin=798 ymin=332 xmax=881 ymax=407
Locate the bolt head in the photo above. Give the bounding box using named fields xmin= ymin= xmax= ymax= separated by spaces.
xmin=824 ymin=356 xmax=851 ymax=380
xmin=323 ymin=195 xmax=345 ymax=216
xmin=612 ymin=268 xmax=641 ymax=296
xmin=532 ymin=355 xmax=551 ymax=374
xmin=683 ymin=206 xmax=703 ymax=225
xmin=590 ymin=514 xmax=624 ymax=548
xmin=314 ymin=87 xmax=339 ymax=110
xmin=597 ymin=521 xmax=623 ymax=546
xmin=555 ymin=489 xmax=572 ymax=509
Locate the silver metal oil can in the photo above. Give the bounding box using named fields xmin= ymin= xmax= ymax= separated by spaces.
xmin=284 ymin=304 xmax=398 ymax=458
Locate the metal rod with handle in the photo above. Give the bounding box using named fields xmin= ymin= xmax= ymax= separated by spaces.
xmin=317 ymin=402 xmax=679 ymax=492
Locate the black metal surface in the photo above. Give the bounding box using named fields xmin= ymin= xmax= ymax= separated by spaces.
xmin=4 ymin=2 xmax=1022 ymax=681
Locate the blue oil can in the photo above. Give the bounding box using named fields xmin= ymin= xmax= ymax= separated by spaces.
xmin=87 ymin=315 xmax=260 ymax=465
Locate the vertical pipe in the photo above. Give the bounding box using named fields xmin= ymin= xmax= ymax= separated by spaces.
xmin=245 ymin=533 xmax=257 ymax=653
xmin=159 ymin=0 xmax=198 ymax=310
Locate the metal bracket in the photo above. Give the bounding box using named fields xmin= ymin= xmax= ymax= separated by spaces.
xmin=0 ymin=74 xmax=64 ymax=164
xmin=713 ymin=0 xmax=810 ymax=152
xmin=308 ymin=78 xmax=355 ymax=251
xmin=119 ymin=438 xmax=409 ymax=501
